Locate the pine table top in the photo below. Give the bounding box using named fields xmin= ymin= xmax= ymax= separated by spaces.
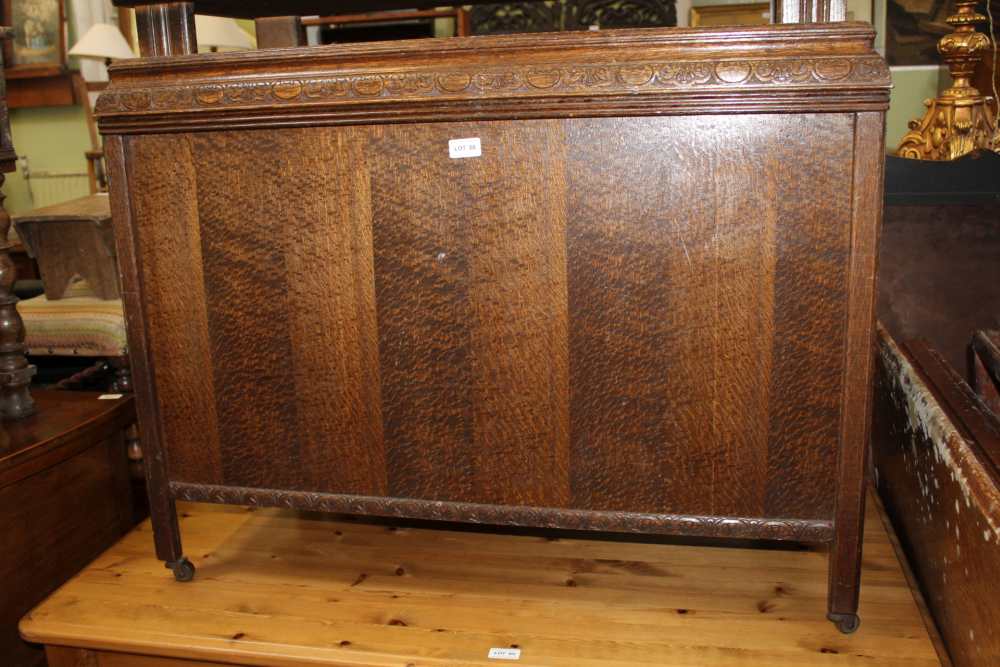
xmin=21 ymin=493 xmax=942 ymax=666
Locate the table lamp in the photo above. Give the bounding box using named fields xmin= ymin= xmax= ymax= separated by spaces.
xmin=68 ymin=23 xmax=136 ymax=193
xmin=195 ymin=16 xmax=256 ymax=52
xmin=69 ymin=23 xmax=136 ymax=67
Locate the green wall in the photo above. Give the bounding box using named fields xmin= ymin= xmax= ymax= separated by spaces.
xmin=5 ymin=105 xmax=92 ymax=215
xmin=886 ymin=66 xmax=947 ymax=150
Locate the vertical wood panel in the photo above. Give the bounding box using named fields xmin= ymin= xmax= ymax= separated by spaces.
xmin=369 ymin=121 xmax=571 ymax=505
xmin=565 ymin=115 xmax=850 ymax=518
xmin=129 ymin=115 xmax=857 ymax=521
xmin=709 ymin=118 xmax=778 ymax=516
xmin=463 ymin=122 xmax=570 ymax=507
xmin=565 ymin=117 xmax=717 ymax=515
xmin=128 ymin=135 xmax=223 ymax=485
xmin=189 ymin=132 xmax=302 ymax=490
xmin=368 ymin=124 xmax=477 ymax=501
xmin=765 ymin=114 xmax=853 ymax=519
xmin=280 ymin=128 xmax=386 ymax=495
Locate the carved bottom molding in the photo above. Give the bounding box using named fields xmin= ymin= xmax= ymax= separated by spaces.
xmin=170 ymin=482 xmax=834 ymax=542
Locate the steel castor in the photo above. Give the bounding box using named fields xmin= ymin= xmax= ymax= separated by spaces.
xmin=166 ymin=557 xmax=196 ymax=582
xmin=828 ymin=612 xmax=860 ymax=634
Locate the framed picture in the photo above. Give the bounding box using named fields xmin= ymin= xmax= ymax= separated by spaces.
xmin=884 ymin=0 xmax=950 ymax=66
xmin=690 ymin=3 xmax=770 ymax=27
xmin=1 ymin=0 xmax=66 ymax=74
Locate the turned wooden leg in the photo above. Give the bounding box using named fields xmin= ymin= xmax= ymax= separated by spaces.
xmin=55 ymin=359 xmax=109 ymax=389
xmin=110 ymin=355 xmax=144 ymax=478
xmin=110 ymin=355 xmax=133 ymax=393
xmin=0 ymin=173 xmax=35 ymax=419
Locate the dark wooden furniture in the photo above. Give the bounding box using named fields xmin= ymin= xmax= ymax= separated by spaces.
xmin=20 ymin=495 xmax=942 ymax=667
xmin=302 ymin=9 xmax=471 ymax=43
xmin=1 ymin=390 xmax=135 ymax=666
xmin=971 ymin=329 xmax=1000 ymax=416
xmin=878 ymin=152 xmax=1000 ymax=374
xmin=0 ymin=24 xmax=35 ymax=420
xmin=13 ymin=194 xmax=119 ymax=301
xmin=98 ymin=11 xmax=889 ymax=633
xmin=872 ymin=326 xmax=1000 ymax=667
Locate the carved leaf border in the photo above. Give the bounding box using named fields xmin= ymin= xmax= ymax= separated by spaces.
xmin=171 ymin=482 xmax=834 ymax=542
xmin=97 ymin=56 xmax=890 ymax=114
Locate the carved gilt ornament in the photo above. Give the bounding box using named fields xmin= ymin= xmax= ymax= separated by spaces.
xmin=896 ymin=0 xmax=997 ymax=160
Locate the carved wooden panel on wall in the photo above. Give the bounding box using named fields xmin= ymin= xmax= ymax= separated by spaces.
xmin=470 ymin=2 xmax=562 ymax=33
xmin=469 ymin=0 xmax=676 ymax=35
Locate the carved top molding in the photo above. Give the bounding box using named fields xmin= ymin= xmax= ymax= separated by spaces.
xmin=97 ymin=56 xmax=889 ymax=112
xmin=96 ymin=23 xmax=890 ymax=132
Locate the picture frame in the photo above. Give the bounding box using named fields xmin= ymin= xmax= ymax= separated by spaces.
xmin=884 ymin=0 xmax=950 ymax=66
xmin=690 ymin=3 xmax=771 ymax=27
xmin=1 ymin=0 xmax=66 ymax=76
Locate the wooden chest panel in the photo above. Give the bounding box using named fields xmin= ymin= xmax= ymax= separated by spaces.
xmin=125 ymin=112 xmax=853 ymax=521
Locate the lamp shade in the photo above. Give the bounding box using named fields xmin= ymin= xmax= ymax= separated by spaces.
xmin=69 ymin=23 xmax=136 ymax=61
xmin=196 ymin=15 xmax=256 ymax=51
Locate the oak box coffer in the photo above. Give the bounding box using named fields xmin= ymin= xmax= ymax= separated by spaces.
xmin=97 ymin=22 xmax=890 ymax=633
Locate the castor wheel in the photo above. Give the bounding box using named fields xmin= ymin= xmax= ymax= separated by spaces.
xmin=166 ymin=557 xmax=196 ymax=582
xmin=828 ymin=612 xmax=860 ymax=634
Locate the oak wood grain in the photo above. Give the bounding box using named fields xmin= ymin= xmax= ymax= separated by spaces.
xmin=126 ymin=115 xmax=858 ymax=522
xmin=100 ymin=22 xmax=890 ymax=628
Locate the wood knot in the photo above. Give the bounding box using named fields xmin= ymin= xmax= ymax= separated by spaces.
xmin=231 ymin=632 xmax=245 ymax=640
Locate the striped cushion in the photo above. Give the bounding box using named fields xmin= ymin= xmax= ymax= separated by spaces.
xmin=18 ymin=280 xmax=127 ymax=357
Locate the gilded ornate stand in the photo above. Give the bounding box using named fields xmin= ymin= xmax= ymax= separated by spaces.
xmin=897 ymin=0 xmax=997 ymax=160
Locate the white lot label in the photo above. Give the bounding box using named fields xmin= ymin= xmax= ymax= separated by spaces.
xmin=487 ymin=647 xmax=521 ymax=660
xmin=449 ymin=137 xmax=482 ymax=159
xmin=98 ymin=394 xmax=124 ymax=400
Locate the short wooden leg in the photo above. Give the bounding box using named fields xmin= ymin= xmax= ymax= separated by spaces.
xmin=828 ymin=611 xmax=861 ymax=634
xmin=151 ymin=494 xmax=193 ymax=581
xmin=142 ymin=423 xmax=189 ymax=578
xmin=827 ymin=484 xmax=866 ymax=634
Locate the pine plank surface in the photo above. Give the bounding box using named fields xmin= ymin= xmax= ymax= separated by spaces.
xmin=21 ymin=496 xmax=940 ymax=666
